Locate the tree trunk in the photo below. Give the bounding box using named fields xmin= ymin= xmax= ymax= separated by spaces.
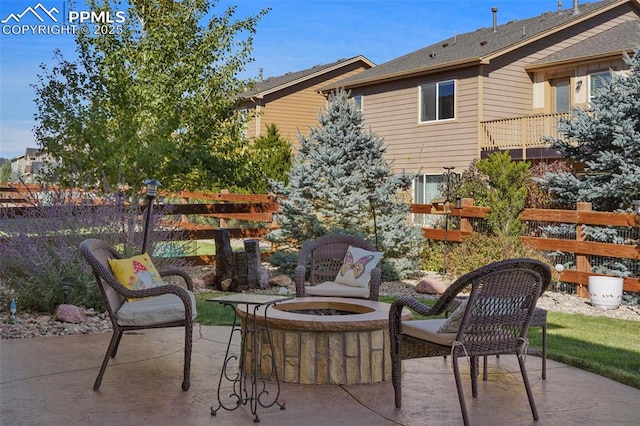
xmin=244 ymin=239 xmax=261 ymax=289
xmin=233 ymin=250 xmax=248 ymax=291
xmin=214 ymin=228 xmax=233 ymax=291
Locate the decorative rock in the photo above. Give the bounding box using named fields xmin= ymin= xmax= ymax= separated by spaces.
xmin=191 ymin=278 xmax=206 ymax=289
xmin=36 ymin=316 xmax=51 ymax=324
xmin=415 ymin=277 xmax=447 ymax=295
xmin=55 ymin=304 xmax=87 ymax=324
xmin=202 ymin=272 xmax=216 ymax=286
xmin=259 ymin=267 xmax=271 ymax=288
xmin=269 ymin=275 xmax=292 ymax=287
xmin=278 ymin=287 xmax=289 ymax=295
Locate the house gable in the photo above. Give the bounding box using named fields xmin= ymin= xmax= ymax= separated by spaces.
xmin=239 ymin=56 xmax=374 ymax=144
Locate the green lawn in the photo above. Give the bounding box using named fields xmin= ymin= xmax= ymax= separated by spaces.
xmin=527 ymin=312 xmax=640 ymax=389
xmin=194 ymin=292 xmax=640 ymax=389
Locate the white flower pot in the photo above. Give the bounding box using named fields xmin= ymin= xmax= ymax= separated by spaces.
xmin=588 ymin=276 xmax=623 ymax=310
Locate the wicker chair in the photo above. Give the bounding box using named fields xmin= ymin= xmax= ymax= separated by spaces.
xmin=79 ymin=239 xmax=197 ymax=391
xmin=448 ymin=261 xmax=552 ymax=380
xmin=295 ymin=234 xmax=382 ymax=301
xmin=389 ymin=259 xmax=550 ymax=426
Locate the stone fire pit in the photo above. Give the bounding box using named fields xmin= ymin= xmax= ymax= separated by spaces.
xmin=235 ymin=297 xmax=412 ymax=385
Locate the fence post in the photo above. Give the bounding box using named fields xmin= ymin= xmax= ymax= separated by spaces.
xmin=576 ymin=202 xmax=592 ymax=298
xmin=459 ymin=198 xmax=474 ymax=233
xmin=219 ymin=189 xmax=229 ymax=228
xmin=181 ymin=193 xmax=190 ymax=225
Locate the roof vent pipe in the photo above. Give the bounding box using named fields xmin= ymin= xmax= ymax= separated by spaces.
xmin=492 ymin=7 xmax=498 ymax=32
xmin=572 ymin=0 xmax=579 ymax=15
xmin=558 ymin=1 xmax=563 ymax=14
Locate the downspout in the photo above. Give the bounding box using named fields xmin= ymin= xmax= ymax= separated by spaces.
xmin=477 ymin=65 xmax=485 ymax=159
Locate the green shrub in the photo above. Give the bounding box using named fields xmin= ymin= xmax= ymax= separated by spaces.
xmin=419 ymin=240 xmax=445 ymax=272
xmin=446 ymin=233 xmax=551 ymax=277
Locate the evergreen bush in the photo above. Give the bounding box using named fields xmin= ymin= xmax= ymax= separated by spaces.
xmin=267 ymin=89 xmax=422 ymax=279
xmin=540 ymin=45 xmax=640 ymax=280
xmin=250 ymin=123 xmax=293 ymax=193
xmin=542 ymin=46 xmax=640 ymax=211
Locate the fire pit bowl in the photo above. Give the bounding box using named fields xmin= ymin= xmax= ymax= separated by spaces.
xmin=236 ymin=297 xmax=412 ymax=385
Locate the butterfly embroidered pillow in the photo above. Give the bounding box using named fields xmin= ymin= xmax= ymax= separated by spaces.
xmin=334 ymin=246 xmax=383 ymax=288
xmin=108 ymin=253 xmax=165 ymax=301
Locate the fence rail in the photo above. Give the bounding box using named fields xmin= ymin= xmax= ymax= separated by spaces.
xmin=412 ymin=199 xmax=640 ymax=294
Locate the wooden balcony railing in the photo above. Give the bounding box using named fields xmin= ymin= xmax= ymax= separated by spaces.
xmin=480 ymin=112 xmax=570 ymax=151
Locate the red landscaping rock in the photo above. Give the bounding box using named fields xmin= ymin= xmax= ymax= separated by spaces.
xmin=415 ymin=277 xmax=447 ymax=295
xmin=55 ymin=304 xmax=87 ymax=324
xmin=269 ymin=275 xmax=292 ymax=287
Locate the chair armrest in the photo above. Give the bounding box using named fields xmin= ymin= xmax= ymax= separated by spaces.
xmin=159 ymin=269 xmax=194 ymax=291
xmin=295 ymin=265 xmax=306 ymax=297
xmin=391 ymin=296 xmax=436 ymax=319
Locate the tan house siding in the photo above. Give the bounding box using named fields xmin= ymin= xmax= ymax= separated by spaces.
xmin=481 ymin=6 xmax=632 ymax=121
xmin=322 ymin=0 xmax=640 ymax=194
xmin=355 ymin=68 xmax=480 ymax=175
xmin=243 ymin=64 xmax=370 ymax=146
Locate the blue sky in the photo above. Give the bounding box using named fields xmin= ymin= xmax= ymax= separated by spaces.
xmin=0 ymin=0 xmax=600 ymax=160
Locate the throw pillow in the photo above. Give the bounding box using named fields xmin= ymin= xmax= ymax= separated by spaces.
xmin=334 ymin=246 xmax=383 ymax=288
xmin=108 ymin=253 xmax=165 ymax=300
xmin=437 ymin=298 xmax=468 ymax=333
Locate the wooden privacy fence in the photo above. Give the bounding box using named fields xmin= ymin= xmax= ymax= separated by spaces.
xmin=411 ymin=198 xmax=640 ymax=294
xmin=161 ymin=190 xmax=279 ymax=265
xmin=3 ymin=185 xmax=639 ymax=294
xmin=0 ymin=185 xmax=279 ymax=267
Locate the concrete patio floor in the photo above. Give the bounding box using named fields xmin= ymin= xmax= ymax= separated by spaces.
xmin=1 ymin=325 xmax=638 ymax=425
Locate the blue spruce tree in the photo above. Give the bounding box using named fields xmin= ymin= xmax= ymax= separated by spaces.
xmin=542 ymin=47 xmax=640 ymax=211
xmin=268 ymin=89 xmax=421 ymax=279
xmin=541 ymin=46 xmax=640 ymax=278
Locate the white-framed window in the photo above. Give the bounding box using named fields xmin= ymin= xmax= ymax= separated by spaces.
xmin=350 ymin=95 xmax=362 ymax=112
xmin=412 ymin=174 xmax=443 ymax=226
xmin=589 ymin=71 xmax=612 ymax=101
xmin=419 ymin=80 xmax=455 ymax=122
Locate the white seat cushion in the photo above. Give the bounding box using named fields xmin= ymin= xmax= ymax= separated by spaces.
xmin=304 ymin=281 xmax=370 ymax=298
xmin=116 ymin=291 xmax=197 ymax=326
xmin=402 ymin=318 xmax=457 ymax=346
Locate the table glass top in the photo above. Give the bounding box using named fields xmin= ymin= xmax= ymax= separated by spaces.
xmin=206 ymin=293 xmax=293 ymax=305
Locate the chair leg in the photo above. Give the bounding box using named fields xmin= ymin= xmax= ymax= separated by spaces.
xmin=470 ymin=356 xmax=479 ymax=398
xmin=94 ymin=330 xmax=122 ymax=391
xmin=182 ymin=322 xmax=193 ymax=391
xmin=482 ymin=355 xmax=488 ymax=381
xmin=110 ymin=329 xmax=124 ymax=358
xmin=541 ymin=325 xmax=547 ymax=380
xmin=453 ymin=355 xmax=470 ymax=426
xmin=517 ymin=352 xmax=539 ymax=421
xmin=391 ymin=353 xmax=402 ymax=407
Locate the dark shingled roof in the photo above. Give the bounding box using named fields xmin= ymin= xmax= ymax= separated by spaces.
xmin=530 ymin=19 xmax=640 ymax=66
xmin=240 ymin=56 xmax=373 ymax=98
xmin=333 ymin=0 xmax=626 ymax=88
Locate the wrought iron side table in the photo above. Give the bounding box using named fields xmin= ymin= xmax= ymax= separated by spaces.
xmin=207 ymin=293 xmax=291 ymax=422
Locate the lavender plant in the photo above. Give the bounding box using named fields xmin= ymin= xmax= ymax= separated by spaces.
xmin=0 ymin=186 xmax=189 ymax=313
